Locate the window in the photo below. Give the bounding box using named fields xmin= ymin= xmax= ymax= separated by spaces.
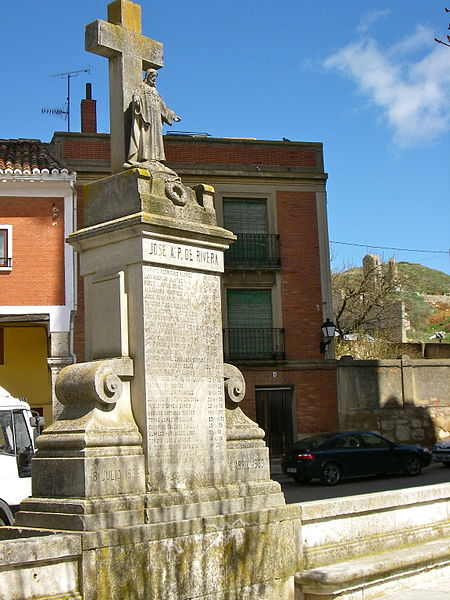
xmin=13 ymin=411 xmax=33 ymax=477
xmin=223 ymin=199 xmax=279 ymax=267
xmin=0 ymin=226 xmax=12 ymax=269
xmin=225 ymin=289 xmax=276 ymax=359
xmin=0 ymin=411 xmax=14 ymax=456
xmin=227 ymin=289 xmax=273 ymax=329
xmin=223 ymin=198 xmax=268 ymax=234
xmin=361 ymin=433 xmax=391 ymax=449
xmin=331 ymin=435 xmax=362 ymax=449
xmin=0 ymin=230 xmax=7 ymax=265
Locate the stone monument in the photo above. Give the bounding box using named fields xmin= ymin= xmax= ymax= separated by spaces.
xmin=9 ymin=2 xmax=300 ymax=598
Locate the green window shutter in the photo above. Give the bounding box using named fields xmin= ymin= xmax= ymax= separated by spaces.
xmin=227 ymin=289 xmax=272 ymax=328
xmin=223 ymin=199 xmax=270 ymax=265
xmin=226 ymin=290 xmax=273 ymax=359
xmin=223 ymin=199 xmax=268 ymax=233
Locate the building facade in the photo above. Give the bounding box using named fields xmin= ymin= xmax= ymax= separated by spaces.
xmin=164 ymin=135 xmax=339 ymax=454
xmin=0 ymin=140 xmax=76 ymax=424
xmin=50 ymin=96 xmax=338 ymax=454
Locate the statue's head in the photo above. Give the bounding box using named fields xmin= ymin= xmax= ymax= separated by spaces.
xmin=144 ymin=69 xmax=158 ymax=86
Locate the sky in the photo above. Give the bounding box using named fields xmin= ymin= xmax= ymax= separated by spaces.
xmin=1 ymin=0 xmax=449 ymax=275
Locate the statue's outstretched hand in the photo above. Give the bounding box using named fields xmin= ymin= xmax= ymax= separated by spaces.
xmin=174 ymin=116 xmax=181 ymax=122
xmin=133 ymin=94 xmax=142 ymax=115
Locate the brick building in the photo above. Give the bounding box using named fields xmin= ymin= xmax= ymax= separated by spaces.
xmin=50 ymin=93 xmax=338 ymax=455
xmin=0 ymin=140 xmax=76 ymax=424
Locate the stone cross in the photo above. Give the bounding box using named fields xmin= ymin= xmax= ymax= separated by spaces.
xmin=86 ymin=0 xmax=163 ymax=173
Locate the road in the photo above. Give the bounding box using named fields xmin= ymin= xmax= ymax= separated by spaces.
xmin=270 ymin=461 xmax=450 ymax=503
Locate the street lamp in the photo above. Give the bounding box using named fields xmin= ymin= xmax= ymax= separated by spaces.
xmin=320 ymin=319 xmax=336 ymax=353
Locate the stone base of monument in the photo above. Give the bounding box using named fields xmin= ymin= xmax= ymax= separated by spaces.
xmin=3 ymin=503 xmax=300 ymax=600
xmin=80 ymin=504 xmax=300 ymax=599
xmin=143 ymin=481 xmax=285 ymax=523
xmin=16 ymin=495 xmax=145 ymax=531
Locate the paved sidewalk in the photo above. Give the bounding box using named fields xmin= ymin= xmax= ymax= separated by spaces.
xmin=379 ymin=580 xmax=450 ymax=600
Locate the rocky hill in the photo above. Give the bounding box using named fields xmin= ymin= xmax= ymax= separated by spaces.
xmin=396 ymin=262 xmax=450 ymax=341
xmin=332 ymin=260 xmax=450 ymax=342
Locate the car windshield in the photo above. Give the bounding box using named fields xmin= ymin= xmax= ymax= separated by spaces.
xmin=293 ymin=434 xmax=332 ymax=450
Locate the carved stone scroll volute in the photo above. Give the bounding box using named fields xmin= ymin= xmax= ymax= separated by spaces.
xmin=223 ymin=363 xmax=275 ymax=486
xmin=224 ymin=363 xmax=265 ymax=442
xmin=37 ymin=357 xmax=142 ymax=450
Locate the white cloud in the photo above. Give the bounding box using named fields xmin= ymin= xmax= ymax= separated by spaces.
xmin=357 ymin=10 xmax=390 ymax=34
xmin=388 ymin=25 xmax=432 ymax=56
xmin=323 ymin=26 xmax=450 ymax=147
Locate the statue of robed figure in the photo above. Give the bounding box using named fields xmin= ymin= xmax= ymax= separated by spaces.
xmin=125 ymin=68 xmax=181 ymax=179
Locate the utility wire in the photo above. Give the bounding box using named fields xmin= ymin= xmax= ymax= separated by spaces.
xmin=330 ymin=240 xmax=448 ymax=255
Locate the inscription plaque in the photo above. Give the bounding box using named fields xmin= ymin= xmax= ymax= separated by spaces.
xmin=143 ymin=238 xmax=224 ymax=272
xmin=227 ymin=447 xmax=270 ymax=483
xmin=143 ymin=264 xmax=227 ymax=490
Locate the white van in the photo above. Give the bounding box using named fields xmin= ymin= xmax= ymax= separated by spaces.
xmin=0 ymin=386 xmax=40 ymax=525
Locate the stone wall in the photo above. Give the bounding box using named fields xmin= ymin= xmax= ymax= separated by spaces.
xmin=0 ymin=530 xmax=82 ymax=600
xmin=336 ymin=341 xmax=450 ymax=359
xmin=337 ymin=356 xmax=450 ymax=446
xmin=297 ymin=482 xmax=450 ymax=569
xmin=296 ymin=482 xmax=450 ymax=599
xmin=408 ymin=342 xmax=450 ymax=359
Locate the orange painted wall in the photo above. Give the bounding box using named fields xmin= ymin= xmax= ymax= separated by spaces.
xmin=0 ymin=197 xmax=65 ymax=306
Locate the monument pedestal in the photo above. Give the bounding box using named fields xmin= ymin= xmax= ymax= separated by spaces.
xmin=14 ymin=169 xmax=298 ymax=599
xmin=80 ymin=504 xmax=300 ymax=600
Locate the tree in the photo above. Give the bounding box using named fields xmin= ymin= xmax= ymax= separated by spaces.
xmin=332 ymin=255 xmax=407 ymax=340
xmin=434 ymin=8 xmax=450 ymax=48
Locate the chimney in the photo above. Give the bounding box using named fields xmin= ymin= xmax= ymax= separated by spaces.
xmin=81 ymin=83 xmax=97 ymax=133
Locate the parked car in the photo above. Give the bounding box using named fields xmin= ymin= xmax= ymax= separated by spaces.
xmin=281 ymin=431 xmax=432 ymax=486
xmin=432 ymin=437 xmax=450 ymax=467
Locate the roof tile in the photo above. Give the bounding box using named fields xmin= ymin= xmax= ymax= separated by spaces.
xmin=0 ymin=139 xmax=71 ymax=176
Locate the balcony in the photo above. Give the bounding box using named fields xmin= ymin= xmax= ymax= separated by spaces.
xmin=223 ymin=328 xmax=285 ymax=361
xmin=224 ymin=233 xmax=281 ymax=268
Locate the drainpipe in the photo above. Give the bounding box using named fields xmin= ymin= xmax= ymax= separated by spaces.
xmin=69 ymin=176 xmax=78 ymax=362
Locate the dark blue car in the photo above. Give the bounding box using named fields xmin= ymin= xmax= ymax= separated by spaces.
xmin=281 ymin=431 xmax=432 ymax=486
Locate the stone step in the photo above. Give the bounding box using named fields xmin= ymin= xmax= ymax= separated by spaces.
xmin=296 ymin=536 xmax=450 ymax=600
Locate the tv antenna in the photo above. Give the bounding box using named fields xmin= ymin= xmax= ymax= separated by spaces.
xmin=42 ymin=68 xmax=90 ymax=132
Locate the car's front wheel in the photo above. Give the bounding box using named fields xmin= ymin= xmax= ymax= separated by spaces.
xmin=320 ymin=462 xmax=341 ymax=486
xmin=402 ymin=454 xmax=422 ymax=476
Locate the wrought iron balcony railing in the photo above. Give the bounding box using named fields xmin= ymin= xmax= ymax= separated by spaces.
xmin=0 ymin=258 xmax=12 ymax=268
xmin=223 ymin=328 xmax=285 ymax=361
xmin=224 ymin=233 xmax=281 ymax=268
